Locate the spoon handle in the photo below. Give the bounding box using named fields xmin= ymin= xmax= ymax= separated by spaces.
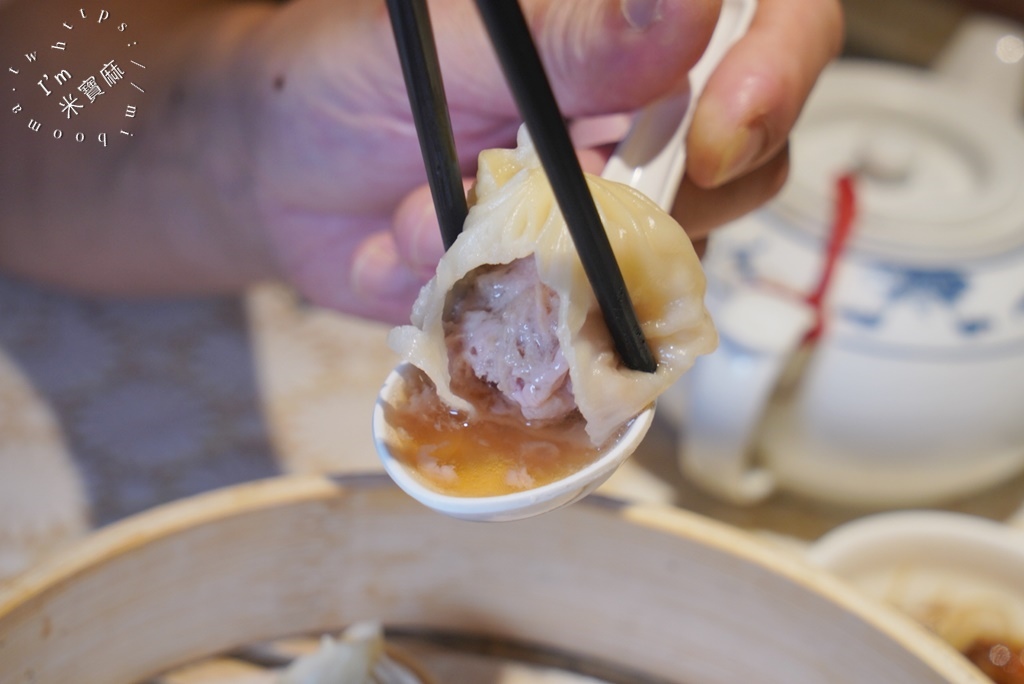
xmin=601 ymin=0 xmax=756 ymax=211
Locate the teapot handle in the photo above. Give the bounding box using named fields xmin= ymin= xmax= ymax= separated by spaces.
xmin=677 ymin=290 xmax=816 ymax=505
xmin=932 ymin=13 xmax=1024 ymax=118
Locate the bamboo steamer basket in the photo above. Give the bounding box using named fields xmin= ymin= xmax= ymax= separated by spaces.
xmin=0 ymin=474 xmax=988 ymax=683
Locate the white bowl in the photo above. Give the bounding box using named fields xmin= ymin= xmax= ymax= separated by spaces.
xmin=808 ymin=510 xmax=1024 ymax=651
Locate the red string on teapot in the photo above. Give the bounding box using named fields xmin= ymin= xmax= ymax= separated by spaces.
xmin=804 ymin=173 xmax=858 ymax=342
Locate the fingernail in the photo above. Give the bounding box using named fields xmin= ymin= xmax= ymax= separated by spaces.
xmin=713 ymin=124 xmax=767 ymax=187
xmin=621 ymin=0 xmax=663 ymax=30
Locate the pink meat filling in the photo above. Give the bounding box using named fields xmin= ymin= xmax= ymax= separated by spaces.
xmin=443 ymin=258 xmax=576 ymax=421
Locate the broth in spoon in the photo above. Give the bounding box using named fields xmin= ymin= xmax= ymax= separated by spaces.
xmin=379 ymin=364 xmax=632 ymax=498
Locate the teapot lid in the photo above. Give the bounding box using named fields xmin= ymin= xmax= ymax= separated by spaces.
xmin=775 ymin=60 xmax=1024 ymax=263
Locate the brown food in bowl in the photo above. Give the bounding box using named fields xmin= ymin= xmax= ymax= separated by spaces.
xmin=963 ymin=639 xmax=1024 ymax=684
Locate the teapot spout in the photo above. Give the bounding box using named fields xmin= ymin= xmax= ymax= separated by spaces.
xmin=933 ymin=13 xmax=1024 ymax=119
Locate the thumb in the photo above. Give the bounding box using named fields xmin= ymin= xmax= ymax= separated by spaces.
xmin=433 ymin=0 xmax=721 ymax=123
xmin=520 ymin=0 xmax=721 ymax=117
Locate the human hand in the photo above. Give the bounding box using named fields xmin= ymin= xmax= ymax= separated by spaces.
xmin=0 ymin=0 xmax=841 ymax=324
xmin=323 ymin=0 xmax=840 ymax=321
xmin=237 ymin=0 xmax=734 ymax=322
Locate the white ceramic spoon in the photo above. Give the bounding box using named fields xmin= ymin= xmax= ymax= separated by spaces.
xmin=373 ymin=0 xmax=755 ymax=522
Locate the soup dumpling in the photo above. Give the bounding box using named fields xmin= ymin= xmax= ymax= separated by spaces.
xmin=389 ymin=126 xmax=716 ymax=445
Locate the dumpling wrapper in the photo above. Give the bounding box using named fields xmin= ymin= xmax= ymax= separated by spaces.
xmin=278 ymin=622 xmax=384 ymax=684
xmin=389 ymin=126 xmax=717 ymax=445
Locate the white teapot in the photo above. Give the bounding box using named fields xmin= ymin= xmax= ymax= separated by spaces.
xmin=670 ymin=15 xmax=1024 ymax=508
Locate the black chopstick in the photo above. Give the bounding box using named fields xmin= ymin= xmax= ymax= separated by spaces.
xmin=385 ymin=0 xmax=467 ymax=251
xmin=472 ymin=0 xmax=657 ymax=374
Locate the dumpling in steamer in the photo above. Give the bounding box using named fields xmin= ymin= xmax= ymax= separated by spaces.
xmin=389 ymin=126 xmax=716 ymax=445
